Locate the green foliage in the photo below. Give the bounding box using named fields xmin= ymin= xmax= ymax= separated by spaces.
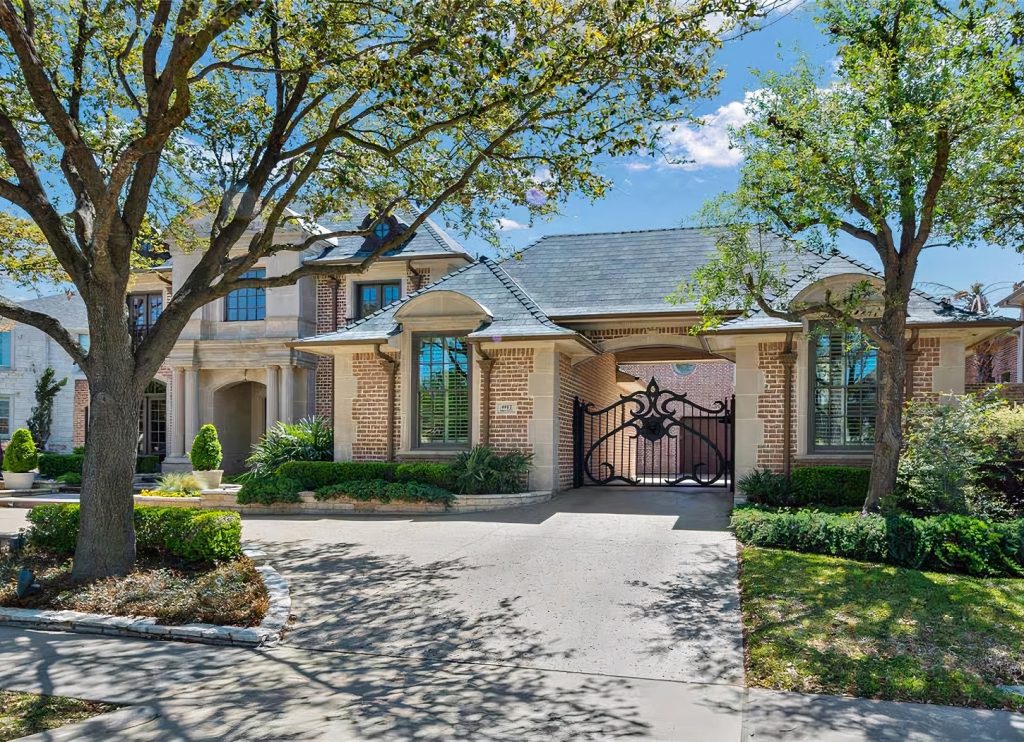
xmin=394 ymin=462 xmax=457 ymax=490
xmin=56 ymin=472 xmax=82 ymax=486
xmin=450 ymin=447 xmax=532 ymax=494
xmin=236 ymin=477 xmax=302 ymax=505
xmin=316 ymin=480 xmax=456 ymax=506
xmin=38 ymin=453 xmax=83 ymax=478
xmin=3 ymin=429 xmax=38 ymax=473
xmin=135 ymin=455 xmax=160 ymax=475
xmin=739 ymin=466 xmax=868 ymax=507
xmin=891 ymin=392 xmax=1023 ymax=520
xmin=26 ymin=504 xmax=241 ymax=562
xmin=274 ymin=460 xmax=398 ymax=489
xmin=731 ymin=505 xmax=1024 ymax=578
xmin=190 ymin=424 xmax=223 ymax=471
xmin=154 ymin=472 xmax=201 ymax=496
xmin=738 ymin=469 xmax=795 ymax=505
xmin=244 ymin=418 xmax=333 ymax=479
xmin=791 ymin=466 xmax=870 ymax=507
xmin=25 ymin=367 xmax=67 ymax=450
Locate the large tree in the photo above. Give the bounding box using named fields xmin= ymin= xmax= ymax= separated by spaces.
xmin=682 ymin=0 xmax=1024 ymax=512
xmin=0 ymin=0 xmax=769 ymax=579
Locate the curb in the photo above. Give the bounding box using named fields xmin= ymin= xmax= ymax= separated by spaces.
xmin=0 ymin=547 xmax=290 ymax=648
xmin=15 ymin=704 xmax=158 ymax=741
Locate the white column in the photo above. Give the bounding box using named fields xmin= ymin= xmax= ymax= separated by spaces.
xmin=171 ymin=367 xmax=186 ymax=457
xmin=279 ymin=364 xmax=294 ymax=424
xmin=184 ymin=367 xmax=200 ymax=451
xmin=266 ymin=364 xmax=280 ymax=430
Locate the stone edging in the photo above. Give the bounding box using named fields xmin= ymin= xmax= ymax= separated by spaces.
xmin=16 ymin=704 xmax=159 ymax=742
xmin=201 ymin=489 xmax=554 ymax=515
xmin=0 ymin=545 xmax=290 ymax=648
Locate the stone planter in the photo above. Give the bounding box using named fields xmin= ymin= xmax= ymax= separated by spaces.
xmin=192 ymin=470 xmax=224 ymax=490
xmin=2 ymin=471 xmax=36 ymax=490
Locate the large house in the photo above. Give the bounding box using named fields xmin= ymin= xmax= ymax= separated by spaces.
xmin=60 ymin=210 xmax=1017 ymax=490
xmin=0 ymin=293 xmax=88 ymax=452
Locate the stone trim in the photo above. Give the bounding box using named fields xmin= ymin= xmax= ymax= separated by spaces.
xmin=0 ymin=548 xmax=290 ymax=647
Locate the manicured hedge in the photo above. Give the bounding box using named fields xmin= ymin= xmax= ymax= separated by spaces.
xmin=26 ymin=504 xmax=242 ymax=562
xmin=273 ymin=460 xmax=457 ymax=491
xmin=38 ymin=453 xmax=84 ymax=478
xmin=237 ymin=476 xmax=302 ymax=505
xmin=316 ymin=479 xmax=456 ymax=505
xmin=790 ymin=466 xmax=870 ymax=507
xmin=38 ymin=452 xmax=162 ymax=477
xmin=731 ymin=504 xmax=1024 ymax=577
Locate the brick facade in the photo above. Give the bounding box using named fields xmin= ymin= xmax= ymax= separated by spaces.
xmin=557 ymin=353 xmax=623 ymax=490
xmin=967 ymin=331 xmax=1017 ymax=384
xmin=485 ymin=347 xmax=534 ymax=455
xmin=619 ymin=361 xmax=734 ymax=408
xmin=72 ymin=378 xmax=89 ymax=448
xmin=350 ymin=350 xmax=400 ymax=460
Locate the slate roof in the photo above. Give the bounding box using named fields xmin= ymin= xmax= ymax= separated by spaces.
xmin=497 ymin=227 xmax=819 ymax=318
xmin=312 ymin=211 xmax=471 ymax=264
xmin=718 ymin=251 xmax=1017 ymax=332
xmin=297 ymin=256 xmax=579 ymax=346
xmin=16 ymin=292 xmax=89 ymax=330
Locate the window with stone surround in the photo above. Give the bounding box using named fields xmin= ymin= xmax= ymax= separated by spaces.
xmin=0 ymin=330 xmax=9 ymax=368
xmin=415 ymin=335 xmax=470 ymax=447
xmin=811 ymin=327 xmax=878 ymax=450
xmin=0 ymin=395 xmax=9 ymax=437
xmin=356 ymin=281 xmax=401 ymax=319
xmin=224 ymin=269 xmax=266 ymax=321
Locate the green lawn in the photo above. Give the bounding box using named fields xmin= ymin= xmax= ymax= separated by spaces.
xmin=0 ymin=690 xmax=116 ymax=740
xmin=739 ymin=546 xmax=1024 ymax=711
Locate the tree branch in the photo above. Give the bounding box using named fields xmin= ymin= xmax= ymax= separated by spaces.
xmin=0 ymin=296 xmax=86 ymax=365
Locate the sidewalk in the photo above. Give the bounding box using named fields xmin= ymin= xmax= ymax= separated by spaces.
xmin=1 ymin=628 xmax=1020 ymax=741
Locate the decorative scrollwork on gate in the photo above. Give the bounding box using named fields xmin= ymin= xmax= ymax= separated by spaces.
xmin=573 ymin=378 xmax=733 ymax=488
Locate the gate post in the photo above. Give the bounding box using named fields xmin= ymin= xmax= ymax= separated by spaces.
xmin=729 ymin=394 xmax=736 ymax=492
xmin=572 ymin=396 xmax=583 ymax=488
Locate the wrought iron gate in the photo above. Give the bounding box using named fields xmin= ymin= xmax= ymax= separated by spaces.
xmin=573 ymin=378 xmax=734 ymax=489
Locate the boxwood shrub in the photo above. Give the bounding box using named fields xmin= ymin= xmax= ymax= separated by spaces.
xmin=731 ymin=504 xmax=1024 ymax=577
xmin=26 ymin=504 xmax=241 ymax=562
xmin=316 ymin=479 xmax=456 ymax=506
xmin=38 ymin=452 xmax=163 ymax=478
xmin=236 ymin=476 xmax=302 ymax=505
xmin=790 ymin=466 xmax=870 ymax=507
xmin=274 ymin=460 xmax=399 ymax=489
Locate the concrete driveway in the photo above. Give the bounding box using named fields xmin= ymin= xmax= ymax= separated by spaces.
xmin=245 ymin=486 xmax=743 ymax=685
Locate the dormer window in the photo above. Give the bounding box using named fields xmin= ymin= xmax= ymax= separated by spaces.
xmin=373 ymin=221 xmax=390 ymax=240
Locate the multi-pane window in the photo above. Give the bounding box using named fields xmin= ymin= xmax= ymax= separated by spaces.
xmin=0 ymin=330 xmax=10 ymax=367
xmin=0 ymin=395 xmax=9 ymax=437
xmin=416 ymin=335 xmax=470 ymax=447
xmin=356 ymin=281 xmax=401 ymax=319
xmin=128 ymin=292 xmax=163 ymax=341
xmin=812 ymin=328 xmax=878 ymax=450
xmin=225 ymin=269 xmax=266 ymax=321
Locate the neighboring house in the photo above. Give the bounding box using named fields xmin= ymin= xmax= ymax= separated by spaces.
xmin=0 ymin=293 xmax=88 ymax=452
xmin=978 ymin=282 xmax=1024 ymax=384
xmin=296 ymin=228 xmax=1017 ymax=492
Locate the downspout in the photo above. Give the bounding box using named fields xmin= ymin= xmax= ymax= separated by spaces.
xmin=473 ymin=342 xmax=495 ymax=447
xmin=779 ymin=332 xmax=797 ymax=477
xmin=904 ymin=329 xmax=920 ymax=401
xmin=374 ymin=343 xmax=398 ymax=461
xmin=331 ymin=278 xmax=340 ymax=330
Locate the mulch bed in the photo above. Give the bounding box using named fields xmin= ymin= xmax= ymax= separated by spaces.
xmin=0 ymin=546 xmax=269 ymax=627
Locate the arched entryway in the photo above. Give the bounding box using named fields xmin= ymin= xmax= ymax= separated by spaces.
xmin=213 ymin=380 xmax=267 ymax=473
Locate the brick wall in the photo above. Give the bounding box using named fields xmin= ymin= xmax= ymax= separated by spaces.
xmin=72 ymin=378 xmax=89 ymax=448
xmin=966 ymin=382 xmax=1024 ymax=403
xmin=619 ymin=361 xmax=734 ymax=408
xmin=485 ymin=347 xmax=534 ymax=455
xmin=754 ymin=342 xmax=796 ymax=471
xmin=557 ymin=353 xmax=624 ymax=490
xmin=581 ymin=325 xmax=690 ymax=343
xmin=349 ymin=350 xmax=400 ymax=460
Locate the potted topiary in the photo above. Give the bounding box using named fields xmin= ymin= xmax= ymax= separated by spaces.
xmin=190 ymin=423 xmax=224 ymax=490
xmin=2 ymin=428 xmax=40 ymax=490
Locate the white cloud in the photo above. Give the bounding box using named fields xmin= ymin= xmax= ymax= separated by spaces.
xmin=623 ymin=161 xmax=653 ymax=172
xmin=495 ymin=217 xmax=528 ymax=231
xmin=531 ymin=167 xmax=553 ymax=184
xmin=660 ymin=91 xmax=761 ymax=170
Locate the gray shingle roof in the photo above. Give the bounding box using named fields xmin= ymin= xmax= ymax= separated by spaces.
xmin=312 ymin=211 xmax=471 ymax=264
xmin=497 ymin=227 xmax=819 ymax=318
xmin=17 ymin=293 xmax=89 ymax=331
xmin=297 ymin=257 xmax=578 ymax=346
xmin=719 ymin=251 xmax=1016 ymax=332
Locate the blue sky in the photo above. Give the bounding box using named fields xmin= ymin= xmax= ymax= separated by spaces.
xmin=458 ymin=3 xmax=1024 ymax=302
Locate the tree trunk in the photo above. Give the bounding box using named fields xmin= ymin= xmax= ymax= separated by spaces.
xmin=70 ymin=324 xmax=143 ymax=581
xmin=862 ymin=305 xmax=909 ymax=513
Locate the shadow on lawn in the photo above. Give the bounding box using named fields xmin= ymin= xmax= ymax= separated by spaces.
xmin=740 ymin=547 xmax=1024 ymax=711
